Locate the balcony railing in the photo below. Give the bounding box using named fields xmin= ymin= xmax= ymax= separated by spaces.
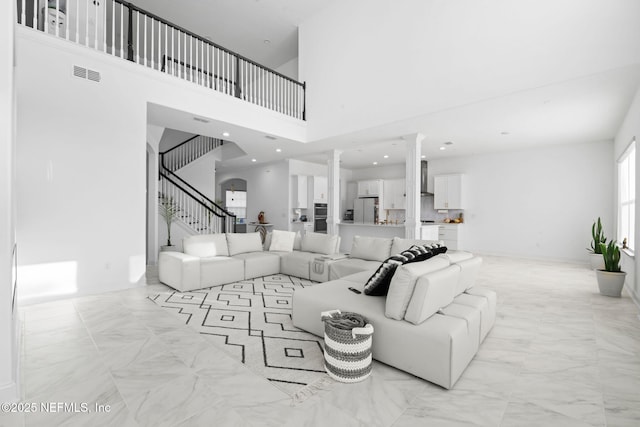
xmin=16 ymin=0 xmax=306 ymax=120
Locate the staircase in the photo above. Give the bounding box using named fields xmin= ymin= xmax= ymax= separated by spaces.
xmin=159 ymin=135 xmax=236 ymax=235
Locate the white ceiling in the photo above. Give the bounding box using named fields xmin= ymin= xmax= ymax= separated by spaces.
xmin=142 ymin=0 xmax=640 ymax=171
xmin=128 ymin=0 xmax=331 ymax=71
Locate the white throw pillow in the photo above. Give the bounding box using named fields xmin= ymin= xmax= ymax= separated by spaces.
xmin=183 ymin=234 xmax=229 ymax=257
xmin=301 ymin=232 xmax=338 ymax=255
xmin=385 ymin=256 xmax=451 ymax=320
xmin=404 ymin=266 xmax=459 ymax=325
xmin=226 ymin=232 xmax=263 ymax=256
xmin=269 ymin=230 xmax=296 ymax=252
xmin=350 ymin=236 xmax=392 ymax=262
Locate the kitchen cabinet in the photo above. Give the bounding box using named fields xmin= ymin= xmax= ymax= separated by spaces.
xmin=312 ymin=176 xmax=328 ymax=202
xmin=383 ymin=179 xmax=406 ymax=210
xmin=357 ymin=179 xmax=383 ymax=198
xmin=291 ymin=175 xmax=308 ymax=209
xmin=291 ymin=221 xmax=314 ymax=234
xmin=438 ymin=224 xmax=463 ymax=250
xmin=434 ymin=174 xmax=464 ymax=210
xmin=421 ymin=225 xmax=439 ymax=240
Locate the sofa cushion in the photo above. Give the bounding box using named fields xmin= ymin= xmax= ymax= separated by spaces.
xmin=199 ymin=256 xmax=245 ymax=288
xmin=437 ymin=250 xmax=473 ymax=264
xmin=269 ymin=230 xmax=296 ymax=252
xmin=350 ymin=236 xmax=393 ymax=262
xmin=226 ymin=232 xmax=263 ymax=256
xmin=301 ymin=232 xmax=339 ymax=255
xmin=385 ymin=256 xmax=451 ymax=320
xmin=183 ymin=234 xmax=229 ymax=257
xmin=329 ymin=258 xmax=381 ymax=280
xmin=404 ymin=266 xmax=459 ymax=325
xmin=280 ymin=250 xmax=320 ymax=279
xmin=454 ymin=257 xmax=483 ymax=295
xmin=390 ymin=237 xmax=443 ymax=256
xmin=233 ymin=252 xmax=281 ymax=279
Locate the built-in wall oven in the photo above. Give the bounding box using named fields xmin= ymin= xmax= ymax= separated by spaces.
xmin=314 ymin=203 xmax=327 ymax=233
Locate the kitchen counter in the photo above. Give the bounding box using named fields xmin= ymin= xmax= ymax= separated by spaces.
xmin=340 ymin=222 xmax=405 ymax=228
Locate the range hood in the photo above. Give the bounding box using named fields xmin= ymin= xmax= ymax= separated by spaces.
xmin=421 ymin=160 xmax=433 ymax=196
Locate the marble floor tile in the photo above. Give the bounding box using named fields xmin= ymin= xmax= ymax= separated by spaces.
xmin=12 ymin=255 xmax=640 ymax=426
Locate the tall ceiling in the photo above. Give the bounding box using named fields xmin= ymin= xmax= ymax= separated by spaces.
xmin=141 ymin=0 xmax=640 ymax=170
xmin=128 ymin=0 xmax=331 ymax=71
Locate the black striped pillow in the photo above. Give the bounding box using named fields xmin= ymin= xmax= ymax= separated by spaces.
xmin=363 ymin=244 xmax=447 ymax=296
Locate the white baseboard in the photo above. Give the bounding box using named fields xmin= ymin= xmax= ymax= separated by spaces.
xmin=0 ymin=381 xmax=18 ymax=403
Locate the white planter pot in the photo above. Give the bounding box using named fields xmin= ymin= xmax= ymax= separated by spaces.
xmin=595 ymin=269 xmax=626 ymax=297
xmin=588 ymin=253 xmax=605 ymax=270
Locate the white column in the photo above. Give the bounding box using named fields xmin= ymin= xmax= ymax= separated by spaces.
xmin=146 ymin=125 xmax=164 ymax=266
xmin=327 ymin=150 xmax=342 ymax=236
xmin=0 ymin=0 xmax=18 ymax=402
xmin=403 ymin=133 xmax=424 ymax=240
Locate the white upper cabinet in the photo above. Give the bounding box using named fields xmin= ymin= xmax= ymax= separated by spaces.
xmin=312 ymin=176 xmax=328 ymax=202
xmin=291 ymin=175 xmax=308 ymax=209
xmin=433 ymin=174 xmax=465 ymax=209
xmin=346 ymin=182 xmax=357 ymax=209
xmin=383 ymin=179 xmax=406 ymax=210
xmin=357 ymin=179 xmax=383 ymax=197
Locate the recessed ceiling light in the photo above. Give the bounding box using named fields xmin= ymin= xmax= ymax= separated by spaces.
xmin=421 ymin=155 xmax=426 ymax=159
xmin=383 ymin=155 xmax=389 ymax=159
xmin=439 ymin=147 xmax=446 ymax=151
xmin=222 ymin=132 xmax=230 ymax=137
xmin=373 ymin=161 xmax=378 ymax=165
xmin=251 ymin=158 xmax=257 ymax=162
xmin=275 ymin=148 xmax=282 ymax=153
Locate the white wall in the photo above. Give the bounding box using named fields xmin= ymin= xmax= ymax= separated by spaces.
xmin=276 ymin=57 xmax=299 ymax=81
xmin=216 ymin=161 xmax=290 ymax=231
xmin=175 ymin=151 xmax=216 ymax=201
xmin=428 ymin=141 xmax=614 ymax=262
xmin=299 ymin=0 xmax=640 ymax=141
xmin=0 ymin=0 xmax=18 ymax=402
xmin=351 ymin=164 xmax=405 ymax=181
xmin=15 ymin=28 xmax=305 ymax=304
xmin=614 ymin=87 xmax=640 ymax=303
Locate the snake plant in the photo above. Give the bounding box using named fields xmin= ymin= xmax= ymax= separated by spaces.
xmin=589 ymin=217 xmax=607 ymax=254
xmin=600 ymin=240 xmax=622 ymax=272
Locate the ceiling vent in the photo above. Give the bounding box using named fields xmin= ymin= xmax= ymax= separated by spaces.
xmin=72 ymin=65 xmax=101 ymax=83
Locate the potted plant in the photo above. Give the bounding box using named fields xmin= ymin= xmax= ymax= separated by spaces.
xmin=595 ymin=240 xmax=626 ymax=297
xmin=159 ymin=195 xmax=178 ymax=251
xmin=587 ymin=217 xmax=606 ymax=270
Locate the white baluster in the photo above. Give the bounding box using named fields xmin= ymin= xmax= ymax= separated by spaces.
xmin=102 ymin=0 xmax=107 ymax=52
xmin=110 ymin=0 xmax=114 ymax=54
xmin=151 ymin=18 xmax=155 ymax=70
xmin=119 ymin=3 xmax=123 ymax=58
xmin=33 ymin=0 xmax=37 ymax=31
xmin=93 ymin=0 xmax=98 ymax=47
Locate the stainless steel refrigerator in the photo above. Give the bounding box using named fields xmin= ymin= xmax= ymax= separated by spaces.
xmin=353 ymin=198 xmax=378 ymax=224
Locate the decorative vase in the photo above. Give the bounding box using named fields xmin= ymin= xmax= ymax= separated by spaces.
xmin=595 ymin=270 xmax=626 ymax=297
xmin=589 ymin=253 xmax=605 ymax=270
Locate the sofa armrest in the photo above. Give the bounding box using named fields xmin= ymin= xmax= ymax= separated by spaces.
xmin=158 ymin=252 xmax=200 ymax=292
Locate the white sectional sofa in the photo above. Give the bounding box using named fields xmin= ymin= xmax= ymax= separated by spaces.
xmin=159 ymin=231 xmax=496 ymax=389
xmin=292 ymin=249 xmax=496 ymax=389
xmin=158 ymin=231 xmax=342 ymax=291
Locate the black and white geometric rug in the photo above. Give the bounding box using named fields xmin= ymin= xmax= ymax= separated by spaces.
xmin=150 ymin=274 xmax=332 ymax=399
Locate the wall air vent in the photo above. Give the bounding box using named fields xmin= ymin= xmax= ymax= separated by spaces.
xmin=72 ymin=65 xmax=101 ymax=83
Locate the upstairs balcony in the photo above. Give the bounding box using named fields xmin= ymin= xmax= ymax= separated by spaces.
xmin=16 ymin=0 xmax=306 ymax=120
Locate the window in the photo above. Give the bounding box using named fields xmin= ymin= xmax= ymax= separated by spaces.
xmin=618 ymin=138 xmax=635 ymax=251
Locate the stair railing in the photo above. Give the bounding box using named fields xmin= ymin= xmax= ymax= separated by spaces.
xmin=16 ymin=0 xmax=306 ymax=120
xmin=159 ymin=137 xmax=236 ymax=234
xmin=163 ymin=135 xmax=223 ymax=172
